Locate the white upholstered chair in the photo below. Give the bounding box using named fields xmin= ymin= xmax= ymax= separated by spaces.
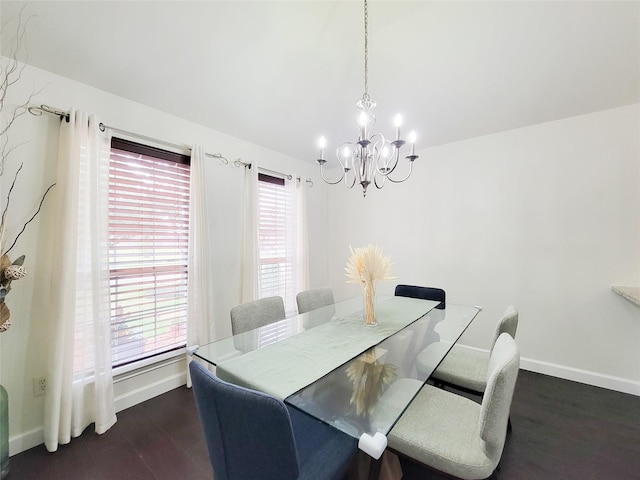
xmin=388 ymin=333 xmax=520 ymax=480
xmin=296 ymin=287 xmax=335 ymax=314
xmin=423 ymin=305 xmax=518 ymax=394
xmin=230 ymin=296 xmax=286 ymax=336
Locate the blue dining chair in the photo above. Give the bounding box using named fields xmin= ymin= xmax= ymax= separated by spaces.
xmin=394 ymin=284 xmax=446 ymax=309
xmin=394 ymin=284 xmax=447 ymax=369
xmin=189 ymin=361 xmax=357 ymax=480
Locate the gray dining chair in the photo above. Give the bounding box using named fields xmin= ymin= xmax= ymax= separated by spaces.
xmin=296 ymin=287 xmax=335 ymax=314
xmin=388 ymin=333 xmax=520 ymax=480
xmin=427 ymin=305 xmax=519 ymax=395
xmin=230 ymin=296 xmax=286 ymax=336
xmin=189 ymin=361 xmax=358 ymax=480
xmin=395 ymin=284 xmax=446 ymax=309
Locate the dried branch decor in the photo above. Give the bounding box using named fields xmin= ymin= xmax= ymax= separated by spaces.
xmin=0 ymin=8 xmax=56 ymax=332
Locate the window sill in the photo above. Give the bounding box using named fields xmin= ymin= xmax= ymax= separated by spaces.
xmin=113 ymin=347 xmax=187 ymax=382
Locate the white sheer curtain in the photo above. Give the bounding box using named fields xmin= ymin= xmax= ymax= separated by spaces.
xmin=279 ymin=175 xmax=309 ymax=314
xmin=186 ymin=145 xmax=216 ymax=385
xmin=240 ymin=164 xmax=258 ymax=303
xmin=296 ymin=176 xmax=310 ymax=294
xmin=44 ymin=109 xmax=115 ymax=452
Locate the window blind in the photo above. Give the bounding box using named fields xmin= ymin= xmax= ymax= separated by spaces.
xmin=109 ymin=140 xmax=190 ymax=366
xmin=257 ymin=173 xmax=298 ymax=317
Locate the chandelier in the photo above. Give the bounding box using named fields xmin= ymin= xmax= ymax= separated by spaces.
xmin=316 ymin=0 xmax=418 ymax=197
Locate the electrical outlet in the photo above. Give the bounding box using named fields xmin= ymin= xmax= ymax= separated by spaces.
xmin=33 ymin=377 xmax=46 ymax=397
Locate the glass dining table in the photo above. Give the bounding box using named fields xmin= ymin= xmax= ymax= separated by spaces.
xmin=191 ymin=295 xmax=481 ymax=459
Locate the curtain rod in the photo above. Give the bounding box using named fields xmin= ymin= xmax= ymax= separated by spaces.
xmin=29 ymin=104 xmax=312 ymax=187
xmin=27 ymin=104 xmax=240 ymax=166
xmin=234 ymin=160 xmax=313 ymax=187
xmin=261 ymin=167 xmax=292 ymax=180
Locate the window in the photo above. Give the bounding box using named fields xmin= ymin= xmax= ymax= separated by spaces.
xmin=108 ymin=138 xmax=190 ymax=366
xmin=257 ymin=173 xmax=299 ymax=317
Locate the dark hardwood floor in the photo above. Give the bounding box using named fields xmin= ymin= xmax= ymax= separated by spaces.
xmin=8 ymin=370 xmax=640 ymax=479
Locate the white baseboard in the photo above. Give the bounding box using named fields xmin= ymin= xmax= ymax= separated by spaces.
xmin=456 ymin=344 xmax=640 ymax=397
xmin=114 ymin=369 xmax=187 ymax=413
xmin=9 ymin=427 xmax=43 ymax=457
xmin=519 ymin=357 xmax=640 ymax=396
xmin=9 ymin=359 xmax=188 ymax=456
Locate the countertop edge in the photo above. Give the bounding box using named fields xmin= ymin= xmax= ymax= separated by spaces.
xmin=611 ymin=285 xmax=640 ymax=307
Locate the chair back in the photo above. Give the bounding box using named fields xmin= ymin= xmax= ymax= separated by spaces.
xmin=230 ymin=296 xmax=286 ymax=335
xmin=394 ymin=284 xmax=446 ymax=309
xmin=296 ymin=287 xmax=335 ymax=314
xmin=478 ymin=333 xmax=520 ymax=455
xmin=189 ymin=361 xmax=301 ymax=480
xmin=490 ymin=305 xmax=518 ymax=353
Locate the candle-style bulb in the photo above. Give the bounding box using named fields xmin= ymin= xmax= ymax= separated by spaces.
xmin=342 ymin=145 xmax=351 ymax=170
xmin=318 ymin=136 xmax=326 ymax=159
xmin=409 ymin=130 xmax=416 ymax=155
xmin=394 ymin=114 xmax=403 ymax=140
xmin=357 ymin=111 xmax=371 ymax=140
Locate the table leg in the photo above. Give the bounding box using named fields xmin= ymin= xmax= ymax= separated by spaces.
xmin=368 ymin=456 xmax=383 ymax=480
xmin=352 ymin=451 xmax=402 ymax=480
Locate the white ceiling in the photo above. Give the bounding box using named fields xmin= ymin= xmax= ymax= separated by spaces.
xmin=1 ymin=1 xmax=639 ymax=162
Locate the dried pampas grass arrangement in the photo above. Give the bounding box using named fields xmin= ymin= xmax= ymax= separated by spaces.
xmin=345 ymin=244 xmax=396 ymax=325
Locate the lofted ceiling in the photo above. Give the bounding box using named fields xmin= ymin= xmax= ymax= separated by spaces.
xmin=1 ymin=0 xmax=639 ymax=162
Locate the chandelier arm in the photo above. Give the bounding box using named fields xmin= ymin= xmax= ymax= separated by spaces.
xmin=318 ymin=163 xmax=346 ymax=185
xmin=386 ymin=158 xmax=416 ymax=184
xmin=374 ymin=172 xmax=386 ymax=189
xmin=375 ymin=143 xmax=401 ymax=176
xmin=344 ymin=169 xmax=357 ymax=188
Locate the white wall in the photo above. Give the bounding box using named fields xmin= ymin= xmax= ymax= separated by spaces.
xmin=0 ymin=61 xmax=329 ymax=454
xmin=327 ymin=104 xmax=640 ymax=394
xmin=2 ymin=58 xmax=637 ymax=456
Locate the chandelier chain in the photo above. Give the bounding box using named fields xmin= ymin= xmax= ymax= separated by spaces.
xmin=363 ymin=0 xmax=369 ymax=97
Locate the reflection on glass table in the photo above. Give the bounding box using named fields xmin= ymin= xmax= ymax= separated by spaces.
xmin=285 ymin=304 xmax=480 ymax=440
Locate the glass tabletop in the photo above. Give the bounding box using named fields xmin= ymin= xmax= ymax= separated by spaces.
xmin=285 ymin=304 xmax=480 ymax=439
xmin=193 ymin=296 xmax=480 ymax=440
